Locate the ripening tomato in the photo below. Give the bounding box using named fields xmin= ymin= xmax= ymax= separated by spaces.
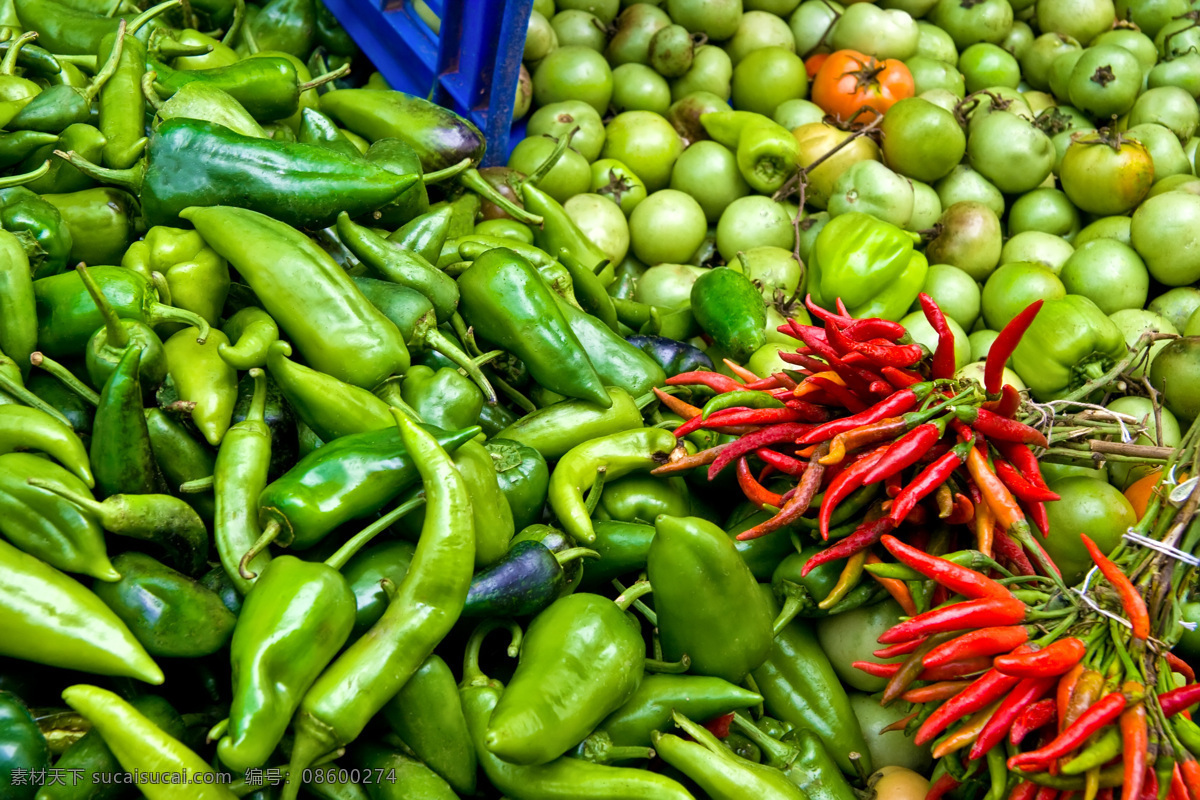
xmin=805 ymin=52 xmax=829 ymax=79
xmin=811 ymin=49 xmax=915 ymax=123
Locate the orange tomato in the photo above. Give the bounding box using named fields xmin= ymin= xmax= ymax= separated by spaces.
xmin=811 ymin=49 xmax=915 ymax=124
xmin=1124 ymin=470 xmax=1190 ymax=518
xmin=805 ymin=53 xmax=829 ymax=80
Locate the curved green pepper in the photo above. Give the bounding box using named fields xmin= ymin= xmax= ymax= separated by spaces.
xmin=184 ymin=205 xmax=409 ymax=388
xmin=75 ymin=264 xmax=167 ymax=391
xmin=0 ymin=186 xmax=73 ymax=279
xmin=40 ymin=187 xmax=138 ymax=268
xmin=649 ymin=514 xmax=774 ymax=684
xmin=91 ymin=551 xmax=235 ymax=657
xmin=339 ymin=539 xmax=414 ymax=637
xmin=1011 ymin=294 xmax=1128 ymax=401
xmin=91 ymin=346 xmax=163 ymax=498
xmin=807 ymin=211 xmax=928 ymax=322
xmin=164 ymin=326 xmax=237 ymax=445
xmin=352 ymin=743 xmax=459 ymax=800
xmin=153 ymin=83 xmax=268 ymax=139
xmin=485 ymin=438 xmax=549 ymax=530
xmin=20 ymin=123 xmax=105 ymax=194
xmin=265 ymin=340 xmax=394 ymax=442
xmin=0 ymin=404 xmax=92 ymax=486
xmin=595 ymin=674 xmax=762 ymax=749
xmin=550 ymin=290 xmax=666 ymax=397
xmin=144 ymin=406 xmax=215 ymax=522
xmin=593 ymin=474 xmax=692 ymax=525
xmin=0 ymin=690 xmax=48 ymax=800
xmin=400 ymin=364 xmax=483 ymax=432
xmin=389 ymin=204 xmax=453 ymax=263
xmin=580 ymin=520 xmax=656 ymax=587
xmin=495 ymin=386 xmax=645 ymax=460
xmin=218 ymin=307 xmax=279 ymax=370
xmin=732 ymin=715 xmax=859 ymax=800
xmin=150 ymin=56 xmax=319 ymax=122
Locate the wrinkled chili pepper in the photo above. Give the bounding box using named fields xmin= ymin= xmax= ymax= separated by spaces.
xmin=755 ymin=448 xmax=807 ymax=476
xmin=915 ymin=664 xmax=1026 ymax=746
xmin=708 ymin=423 xmax=815 ymax=480
xmin=877 ymin=596 xmax=1027 ymax=645
xmin=958 ymin=406 xmax=1049 ymax=449
xmin=874 ymin=637 xmax=927 ymax=659
xmin=889 ymin=438 xmax=975 ymax=525
xmin=903 ymin=681 xmax=974 ymax=703
xmin=735 ymin=443 xmax=827 ymax=541
xmin=986 ymin=300 xmax=1042 ymax=395
xmin=1166 ymin=652 xmax=1196 ymax=683
xmin=801 ymin=516 xmax=894 ymax=576
xmin=1080 ymin=533 xmax=1150 ymax=640
xmin=970 ymin=676 xmax=1057 ymax=759
xmin=800 ymin=385 xmax=928 ymax=445
xmin=1011 ymin=698 xmax=1058 ymax=745
xmin=859 ymin=418 xmax=950 ymax=484
xmin=881 ymin=534 xmax=1012 ymax=600
xmin=653 ymin=387 xmax=702 ymax=420
xmin=993 ymin=527 xmax=1036 ymax=576
xmin=736 ymin=456 xmax=783 ymax=509
xmin=1158 ymin=684 xmax=1200 ymax=717
xmin=982 ymin=383 xmax=1022 ymax=418
xmin=993 ymin=456 xmax=1060 ymax=503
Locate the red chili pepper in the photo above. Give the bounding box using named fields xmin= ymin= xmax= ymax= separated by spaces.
xmin=800 ymin=386 xmax=926 ymax=445
xmin=993 ymin=527 xmax=1036 ymax=576
xmin=805 ymin=376 xmax=869 ymax=413
xmin=852 ymin=339 xmax=925 ymax=369
xmin=703 ymin=711 xmax=735 ymax=739
xmin=755 ymin=448 xmax=807 ymax=477
xmin=919 ymin=657 xmax=994 ymax=681
xmin=918 ymin=293 xmax=957 ymax=380
xmin=853 ymin=661 xmax=901 ymax=678
xmin=889 ymin=438 xmax=975 ymax=525
xmin=986 ymin=300 xmax=1043 ymax=395
xmin=878 ymin=596 xmax=1027 ymax=646
xmin=735 ymin=446 xmax=827 ymax=541
xmin=1171 ymin=765 xmax=1189 ymax=800
xmin=804 ymin=296 xmax=853 ymax=327
xmin=802 ymin=516 xmax=894 ymax=576
xmin=779 ymin=350 xmax=831 ymax=374
xmin=981 ymin=383 xmax=1023 ymax=418
xmin=970 ymin=675 xmax=1057 ymax=759
xmin=699 ymin=407 xmax=825 ymax=429
xmin=1179 ymin=759 xmax=1200 ymax=800
xmin=819 ymin=447 xmax=890 ymax=539
xmin=845 ymin=318 xmax=907 ymax=342
xmin=915 ymin=664 xmax=1026 ymax=746
xmin=881 ymin=535 xmax=1013 ymax=601
xmin=926 ymin=772 xmax=960 ymax=800
xmin=789 ymin=319 xmax=884 ymax=397
xmin=1080 ymin=534 xmax=1150 ymax=640
xmin=881 ymin=365 xmax=924 ymax=388
xmin=957 ymin=406 xmax=1049 ymax=449
xmin=993 ymin=455 xmax=1061 ymax=503
xmin=923 ymin=626 xmax=1031 ymax=669
xmin=1032 ymin=787 xmax=1059 ymax=800
xmin=742 ymin=376 xmax=782 ymax=391
xmin=821 ymin=417 xmax=907 ymax=465
xmin=1159 ymin=683 xmax=1200 ymax=717
xmin=874 ymin=637 xmax=928 ymax=659
xmin=1027 ymin=501 xmax=1050 ymax=537
xmin=903 ymin=681 xmax=974 ymax=704
xmin=665 ymin=370 xmax=744 ymax=393
xmin=736 ymin=456 xmax=785 ymax=509
xmin=1167 ymin=652 xmax=1197 ymax=684
xmin=1010 ymin=698 xmax=1057 ymax=746
xmin=1007 ymin=692 xmax=1128 ymax=770
xmin=1008 ymin=782 xmax=1039 ymax=800
xmin=706 ymin=423 xmax=815 ymax=479
xmin=773 ymin=372 xmax=798 ymax=390
xmin=859 ymin=421 xmax=948 ymax=485
xmin=992 ymin=439 xmax=1053 ymax=491
xmin=864 ymin=552 xmax=919 ymax=616
xmin=1143 ymin=767 xmax=1160 ymax=800
xmin=994 ymin=638 xmax=1086 ymax=679
xmin=1120 ymin=682 xmax=1148 ymax=800
xmin=947 ymin=492 xmax=975 ymax=526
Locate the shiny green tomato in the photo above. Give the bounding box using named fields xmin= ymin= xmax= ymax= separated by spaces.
xmin=908 ymin=180 xmax=942 ymax=231
xmin=629 ymin=189 xmax=708 ymax=266
xmin=1008 ymin=188 xmax=1081 ymax=240
xmin=730 ymin=246 xmax=802 ymax=302
xmin=959 ymin=43 xmax=1021 ymax=92
xmin=1067 ymin=44 xmax=1143 ymax=119
xmin=829 ymin=3 xmax=919 ymax=61
xmin=669 ymin=140 xmax=750 ymax=223
xmin=1130 ymin=192 xmax=1200 ymax=286
xmin=600 ymin=110 xmax=683 ymax=192
xmin=955 ymin=361 xmax=1026 ymax=391
xmin=787 ymin=0 xmax=844 ymax=57
xmin=827 ymin=160 xmax=914 ymax=229
xmin=880 ymin=97 xmax=965 ymax=183
xmin=724 ymin=10 xmax=795 ymax=65
xmin=1036 ymin=0 xmax=1115 ymax=45
xmin=611 ymin=63 xmax=672 ymax=116
xmin=967 ymin=111 xmax=1055 ymax=194
xmin=773 ymin=98 xmax=825 ymax=132
xmin=1073 ymin=216 xmax=1132 ymax=248
xmin=1059 ymin=240 xmax=1148 ymax=315
xmin=1149 ymin=288 xmax=1200 ymax=333
xmin=999 ymin=231 xmax=1075 ymax=274
xmin=1020 ymin=32 xmax=1082 ymax=91
xmin=905 ymin=56 xmax=966 ymax=97
xmin=532 ymin=46 xmax=614 ymax=114
xmin=915 ymin=20 xmax=959 ymax=64
xmin=551 ymin=10 xmax=608 ymax=51
xmin=716 ymin=196 xmax=796 ymax=263
xmin=1040 ymin=461 xmax=1108 ymax=485
xmin=731 ymin=46 xmax=808 ymax=117
xmin=590 ymin=158 xmax=648 ymax=216
xmin=666 ymin=0 xmax=743 ymax=40
xmin=1149 ymin=337 xmax=1200 ymax=422
xmin=1108 ymin=309 xmax=1177 ymax=381
xmin=748 ymin=342 xmax=794 ymax=378
xmin=933 ymin=166 xmax=1005 ymax=219
xmin=564 ymin=193 xmax=631 ymax=266
xmin=670 ymin=44 xmax=733 ymax=102
xmin=1043 ymin=476 xmax=1137 ymax=584
xmin=1092 ymin=28 xmax=1159 ymax=73
xmin=981 ymin=262 xmax=1065 ymax=330
xmin=928 ymin=0 xmax=1013 ymax=50
xmin=558 ymin=0 xmax=619 ymax=25
xmin=635 ymin=263 xmax=707 ymax=310
xmin=527 ymin=100 xmax=607 ymax=162
xmin=606 ymin=3 xmax=671 ymax=66
xmin=924 ymin=200 xmax=1003 ymax=281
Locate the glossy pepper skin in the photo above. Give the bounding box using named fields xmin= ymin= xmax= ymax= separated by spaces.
xmin=265 ymin=340 xmax=393 ymax=442
xmin=595 ymin=674 xmax=763 ymax=749
xmin=461 ymin=540 xmax=595 ymax=618
xmin=219 ymin=554 xmax=356 ymax=772
xmin=258 ymin=424 xmax=479 ymax=550
xmin=485 ymin=592 xmax=645 ymax=765
xmin=92 ymin=552 xmax=236 ymax=658
xmin=0 ymin=452 xmax=117 ymax=581
xmin=381 ymin=655 xmax=476 ymax=795
xmin=752 ymin=586 xmax=871 ymax=775
xmin=91 ymin=346 xmax=163 ymax=498
xmin=649 ymin=515 xmax=775 ymax=683
xmin=732 ymin=715 xmax=859 ymax=800
xmin=12 ymin=0 xmax=158 ymax=55
xmin=593 ymin=474 xmax=693 ymax=525
xmin=690 ymin=268 xmax=767 ymax=363
xmin=485 ymin=438 xmax=549 ymax=531
xmin=41 ymin=187 xmax=139 ymax=267
xmin=0 ymin=404 xmax=92 ymax=486
xmin=0 ymin=537 xmax=163 ymax=683
xmin=352 ymin=743 xmax=459 ymax=800
xmin=550 ymin=291 xmax=666 ymax=398
xmin=62 ymin=685 xmax=238 ymax=800
xmin=401 ymin=364 xmax=483 ymax=432
xmin=458 ymin=247 xmax=610 ymax=408
xmin=121 ymin=226 xmax=230 ymax=328
xmin=339 ymin=540 xmax=414 ymax=637
xmin=0 ymin=187 xmax=73 ymax=279
xmin=185 ymin=205 xmax=409 ymax=388
xmin=144 ymin=407 xmax=215 ymax=523
xmin=0 ymin=690 xmax=48 ymax=800
xmin=581 ymin=520 xmax=657 ymax=587
xmin=20 ymin=124 xmax=105 ymax=195
xmin=496 ymin=386 xmax=645 ymax=460
xmin=164 ymin=326 xmax=237 ymax=445
xmin=149 ymin=57 xmax=318 ymax=123
xmin=807 ymin=211 xmax=928 ymax=322
xmin=218 ymin=308 xmax=279 ymax=370
xmin=1011 ymin=294 xmax=1129 ymax=401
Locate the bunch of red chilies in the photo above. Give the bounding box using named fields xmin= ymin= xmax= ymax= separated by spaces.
xmin=650 ymin=293 xmax=1200 ymax=800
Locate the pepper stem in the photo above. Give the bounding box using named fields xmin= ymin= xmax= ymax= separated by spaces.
xmin=523 ymin=126 xmax=573 ymax=188
xmin=178 ymin=475 xmax=213 ymax=493
xmin=461 ymin=620 xmax=523 ymax=686
xmin=29 ymin=352 xmax=100 ymax=405
xmin=729 ymin=714 xmax=795 ymax=769
xmin=297 ymin=62 xmax=351 ymax=94
xmin=613 ymin=579 xmax=653 ymax=611
xmin=0 ymin=373 xmax=74 ymax=427
xmin=222 ymin=0 xmax=245 ymax=46
xmin=772 ymin=584 xmax=809 ymax=636
xmin=238 ymin=518 xmax=282 ymax=580
xmin=421 ymin=323 xmax=497 ymax=403
xmin=146 ymin=301 xmax=210 ymax=344
xmin=75 ymin=264 xmax=131 ymax=350
xmin=206 ymin=718 xmax=229 ymax=744
xmin=644 ymin=654 xmax=691 ymax=674
xmin=670 ymin=710 xmax=724 ymax=752
xmin=83 ymin=20 xmax=124 ymax=103
xmin=554 ymin=547 xmax=600 ymax=567
xmin=0 ymin=159 xmax=50 ymax=189
xmin=0 ymin=31 xmax=36 ymax=77
xmin=141 ymin=70 xmax=162 ymax=110
xmin=324 ymin=491 xmax=426 ymax=571
xmin=421 ymin=157 xmax=471 ymax=185
xmin=458 ymin=168 xmax=543 ymax=225
xmin=53 ymin=149 xmax=144 ymax=192
xmin=583 ymin=466 xmax=607 ymax=516
xmin=26 ymin=478 xmax=110 ymax=521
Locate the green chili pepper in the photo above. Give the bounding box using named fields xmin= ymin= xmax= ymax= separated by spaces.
xmin=524 ymin=182 xmax=618 ymax=301
xmin=593 ymin=474 xmax=694 ymax=525
xmin=339 ymin=539 xmax=414 ymax=637
xmin=185 ymin=205 xmax=409 ymax=388
xmin=75 ymin=264 xmax=168 ymax=391
xmin=217 ymin=308 xmax=278 ymax=370
xmin=0 ymin=230 xmax=36 ymax=378
xmin=360 ymin=136 xmax=431 ymax=228
xmin=298 ymin=106 xmax=360 ymax=160
xmin=0 ymin=186 xmax=73 ymax=279
xmin=733 ymin=716 xmax=859 ymax=800
xmin=495 ymin=386 xmax=645 ymax=460
xmin=649 ymin=514 xmax=775 ymax=683
xmin=153 ymin=82 xmax=268 ymax=139
xmin=41 ymin=187 xmax=138 ymax=267
xmin=0 ymin=405 xmax=92 ymax=485
xmin=485 ymin=438 xmax=549 ymax=531
xmin=144 ymin=407 xmax=215 ymax=521
xmin=163 ymin=326 xmax=237 ymax=445
xmin=1174 ymin=715 xmax=1200 ymax=757
xmin=62 ymin=685 xmax=237 ymax=798
xmin=547 ymin=427 xmax=678 ymax=545
xmin=28 ymin=371 xmax=95 ymax=441
xmin=595 ymin=674 xmax=762 ymax=749
xmin=121 ymin=226 xmax=230 ymax=328
xmin=485 ymin=591 xmax=646 ymax=766
xmin=551 ymin=291 xmax=666 ymax=397
xmin=350 ymin=742 xmax=458 ymax=800
xmin=19 ymin=123 xmax=104 ymax=194
xmin=91 ymin=551 xmax=235 ymax=657
xmin=1061 ymin=725 xmax=1122 ymax=774
xmin=265 ymin=340 xmax=394 ymax=442
xmin=0 ymin=690 xmax=48 ymax=800
xmin=0 ymin=32 xmax=61 ymax=85
xmin=390 ymin=204 xmax=453 ymax=263
xmin=34 ymin=266 xmax=209 ymax=358
xmin=701 ymin=389 xmax=785 ymax=420
xmin=578 ymin=519 xmax=655 ymax=587
xmin=654 ymin=711 xmax=806 ymax=800
xmin=98 ymin=4 xmax=164 ymax=170
xmin=218 ymin=553 xmax=356 ymax=772
xmin=400 ymin=364 xmax=483 ymax=432
xmin=380 ymin=654 xmax=476 ymax=795
xmin=0 ymin=131 xmax=59 ymax=170
xmin=91 ymin=346 xmax=163 ymax=498
xmin=12 ymin=0 xmax=160 ymax=55
xmin=8 ymin=20 xmax=125 ymax=133
xmin=283 ymin=409 xmax=474 ymax=797
xmin=148 ymin=55 xmax=327 ymax=122
xmin=0 ymin=537 xmax=162 ymax=682
xmin=453 ymin=237 xmax=584 ymax=311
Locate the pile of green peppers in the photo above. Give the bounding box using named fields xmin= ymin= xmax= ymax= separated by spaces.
xmin=0 ymin=2 xmax=897 ymax=800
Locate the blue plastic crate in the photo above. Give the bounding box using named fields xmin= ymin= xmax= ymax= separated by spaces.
xmin=320 ymin=0 xmax=532 ymax=166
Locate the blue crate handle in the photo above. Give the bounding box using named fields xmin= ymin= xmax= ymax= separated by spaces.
xmin=320 ymin=0 xmax=533 ymax=166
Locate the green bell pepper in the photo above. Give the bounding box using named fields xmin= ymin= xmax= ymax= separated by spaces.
xmin=1011 ymin=294 xmax=1129 ymax=401
xmin=807 ymin=211 xmax=928 ymax=322
xmin=485 ymin=438 xmax=549 ymax=531
xmin=0 ymin=690 xmax=48 ymax=800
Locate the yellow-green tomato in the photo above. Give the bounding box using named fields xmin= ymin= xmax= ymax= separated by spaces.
xmin=748 ymin=342 xmax=793 ymax=377
xmin=564 ymin=193 xmax=630 ymax=266
xmin=729 ymin=246 xmax=802 ymax=302
xmin=601 ymin=111 xmax=684 ymax=191
xmin=628 ymin=189 xmax=707 ymax=265
xmin=899 ymin=310 xmax=971 ymax=372
xmin=870 ymin=767 xmax=932 ymax=800
xmin=956 ymin=361 xmax=1027 ymax=391
xmin=1043 ymin=476 xmax=1137 ymax=584
xmin=914 ymin=263 xmax=980 ymax=332
xmin=815 ymin=599 xmax=906 ymax=693
xmin=851 ymin=696 xmax=934 ymax=773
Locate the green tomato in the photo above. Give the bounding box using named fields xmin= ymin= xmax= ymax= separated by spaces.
xmin=1149 ymin=337 xmax=1200 ymax=423
xmin=1115 ymin=0 xmax=1188 ymax=39
xmin=666 ymin=0 xmax=743 ymax=41
xmin=956 ymin=361 xmax=1027 ymax=390
xmin=774 ymin=98 xmax=826 ymax=131
xmin=908 ymin=180 xmax=942 ymax=231
xmin=1073 ymin=215 xmax=1132 ymax=248
xmin=1020 ymin=32 xmax=1082 ymax=91
xmin=747 ymin=342 xmax=795 ymax=377
xmin=816 ymin=600 xmax=907 ymax=692
xmin=731 ymin=46 xmax=808 ymax=117
xmin=959 ymin=43 xmax=1021 ymax=92
xmin=969 ymin=329 xmax=999 ymax=362
xmin=667 ymin=90 xmax=732 ymax=146
xmin=981 ymin=262 xmax=1066 ymax=330
xmin=1130 ymin=192 xmax=1200 ymax=286
xmin=635 ymin=263 xmax=707 ymax=309
xmin=1177 ymin=601 xmax=1200 ymax=662
xmin=967 ymin=111 xmax=1056 ymax=194
xmin=1105 ymin=395 xmax=1181 ymax=490
xmin=827 ymin=160 xmax=914 ymax=229
xmin=1148 ymin=53 xmax=1200 ymax=99
xmin=716 ymin=196 xmax=796 ymax=263
xmin=1127 ymin=122 xmax=1193 ymax=180
xmin=1149 ymin=288 xmax=1200 ymax=332
xmin=915 ymin=264 xmax=981 ymax=332
xmin=611 ymin=63 xmax=673 ymax=116
xmin=915 ymin=21 xmax=959 ymax=64
xmin=590 ymin=158 xmax=648 ymax=216
xmin=1059 ymin=239 xmax=1148 ymax=315
xmin=629 ymin=189 xmax=708 ymax=265
xmin=848 ymin=693 xmax=933 ymax=773
xmin=830 ymin=3 xmax=920 ymax=61
xmin=533 ymin=46 xmax=614 ymax=114
xmin=1002 ymin=19 xmax=1035 ymax=59
xmin=669 ymin=140 xmax=750 ymax=223
xmin=765 ymin=303 xmax=810 ymax=346
xmin=601 ymin=110 xmax=684 ymax=191
xmin=557 ymin=0 xmax=619 ymax=25
xmin=929 ymin=0 xmax=1013 ymax=50
xmin=1043 ymin=476 xmax=1137 ymax=584
xmin=1000 ymin=231 xmax=1075 ymax=273
xmin=507 ymin=135 xmax=591 ymax=203
xmin=730 ymin=246 xmax=802 ymax=302
xmin=606 ymin=3 xmax=671 ymax=65
xmin=1040 ymin=461 xmax=1108 ymax=484
xmin=899 ymin=310 xmax=971 ymax=371
xmin=1154 ymin=10 xmax=1200 ymax=58
xmin=934 ymin=166 xmax=1006 ymax=220
xmin=551 ymin=10 xmax=608 ymax=51
xmin=1008 ymin=188 xmax=1081 ymax=240
xmin=746 ymin=0 xmax=801 ymax=13
xmin=527 ymin=100 xmax=607 ymax=162
xmin=649 ymin=24 xmax=698 ymax=78
xmin=880 ymin=97 xmax=966 ymax=184
xmin=788 ymin=0 xmax=843 ymax=56
xmin=1148 ymin=174 xmax=1200 ymax=199
xmin=564 ymin=193 xmax=631 ymax=266
xmin=905 ymin=56 xmax=967 ymax=97
xmin=724 ymin=10 xmax=795 ymax=65
xmin=1092 ymin=27 xmax=1159 ymax=72
xmin=924 ymin=201 xmax=1004 ymax=281
xmin=1067 ymin=44 xmax=1144 ymax=119
xmin=1036 ymin=0 xmax=1115 ymax=45
xmin=1188 ymin=308 xmax=1200 ymax=337
xmin=796 ymin=210 xmax=829 ymax=265
xmin=524 ymin=10 xmax=558 ymax=62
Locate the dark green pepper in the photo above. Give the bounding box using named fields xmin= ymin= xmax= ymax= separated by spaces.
xmin=248 ymin=0 xmax=315 ymax=57
xmin=732 ymin=715 xmax=859 ymax=800
xmin=339 ymin=540 xmax=414 ymax=637
xmin=40 ymin=187 xmax=138 ymax=268
xmin=91 ymin=551 xmax=236 ymax=657
xmin=594 ymin=674 xmax=763 ymax=749
xmin=400 ymin=364 xmax=483 ymax=432
xmin=461 ymin=540 xmax=596 ymax=618
xmin=690 ymin=267 xmax=767 ymax=363
xmin=20 ymin=123 xmax=104 ymax=194
xmin=485 ymin=438 xmax=549 ymax=530
xmin=352 ymin=743 xmax=458 ymax=800
xmin=90 ymin=346 xmax=164 ymax=498
xmin=0 ymin=690 xmax=49 ymax=800
xmin=551 ymin=290 xmax=666 ymax=398
xmin=149 ymin=55 xmax=326 ymax=122
xmin=144 ymin=406 xmax=216 ymax=522
xmin=0 ymin=132 xmax=60 ymax=170
xmin=495 ymin=385 xmax=645 ymax=460
xmin=11 ymin=0 xmax=162 ymax=55
xmin=727 ymin=509 xmax=803 ymax=581
xmin=361 ymin=137 xmax=429 ymax=228
xmin=0 ymin=186 xmax=74 ymax=279
xmin=389 ymin=204 xmax=452 ymax=263
xmin=297 ymin=106 xmax=360 ymax=160
xmin=580 ymin=520 xmax=656 ymax=587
